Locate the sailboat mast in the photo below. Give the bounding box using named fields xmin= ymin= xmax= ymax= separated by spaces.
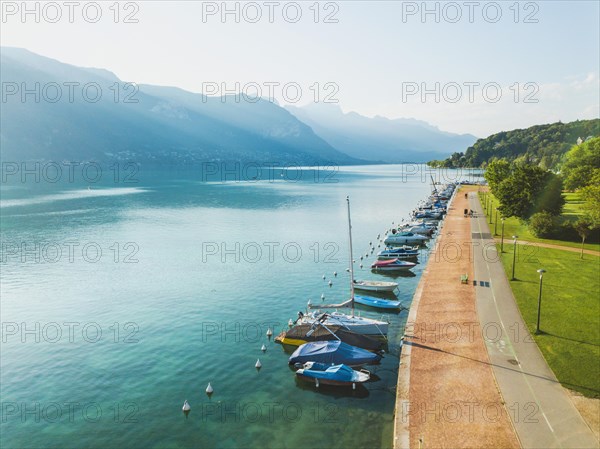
xmin=346 ymin=196 xmax=355 ymax=318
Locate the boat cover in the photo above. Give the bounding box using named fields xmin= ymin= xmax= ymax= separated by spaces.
xmin=300 ymin=363 xmax=357 ymax=382
xmin=280 ymin=324 xmax=383 ymax=351
xmin=288 ymin=340 xmax=381 ymax=365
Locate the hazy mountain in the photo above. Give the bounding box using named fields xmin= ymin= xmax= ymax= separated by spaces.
xmin=0 ymin=48 xmax=361 ymax=166
xmin=286 ymin=103 xmax=478 ymax=163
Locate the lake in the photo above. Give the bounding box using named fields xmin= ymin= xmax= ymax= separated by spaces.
xmin=0 ymin=164 xmax=469 ymax=448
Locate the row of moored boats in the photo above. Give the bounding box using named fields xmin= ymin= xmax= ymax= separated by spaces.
xmin=274 ymin=184 xmax=458 ymax=389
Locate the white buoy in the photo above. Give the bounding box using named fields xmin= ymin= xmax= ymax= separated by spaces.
xmin=334 ymin=271 xmax=337 ymax=277
xmin=261 ymin=344 xmax=267 ymax=352
xmin=288 ymin=319 xmax=293 ymax=327
xmin=328 ymin=280 xmax=332 ymax=287
xmin=346 ymin=268 xmax=350 ymax=272
xmin=183 ymin=400 xmax=191 ymax=411
xmin=266 ymin=328 xmax=273 ymax=337
xmin=322 ymin=274 xmax=326 ymax=280
xmin=359 ymin=264 xmax=363 ymax=268
xmin=255 ymin=359 xmax=262 ymax=369
xmin=206 ymin=383 xmax=213 ymax=395
xmin=360 ymin=256 xmax=363 ymax=260
xmin=321 ymin=293 xmax=325 ymax=300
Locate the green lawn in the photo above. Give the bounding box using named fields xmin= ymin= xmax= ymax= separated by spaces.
xmin=499 ymin=244 xmax=600 ymax=397
xmin=479 ymin=191 xmax=600 ymax=252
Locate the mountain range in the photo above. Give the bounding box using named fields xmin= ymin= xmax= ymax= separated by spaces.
xmin=1 ymin=47 xmax=477 ymax=166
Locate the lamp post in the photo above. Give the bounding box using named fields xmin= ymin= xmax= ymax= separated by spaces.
xmin=536 ymin=269 xmax=546 ymax=334
xmin=511 ymin=235 xmax=518 ymax=280
xmin=500 ymin=218 xmax=505 ymax=252
xmin=494 ymin=208 xmax=499 ymax=235
xmin=488 ymin=198 xmax=493 ymax=223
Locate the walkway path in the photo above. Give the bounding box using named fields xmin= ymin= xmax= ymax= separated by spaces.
xmin=394 ymin=187 xmax=518 ymax=448
xmin=496 ymin=239 xmax=600 ymax=257
xmin=470 ymin=192 xmax=600 ymax=449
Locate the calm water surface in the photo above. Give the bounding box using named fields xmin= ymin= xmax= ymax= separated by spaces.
xmin=0 ymin=165 xmax=464 ymax=448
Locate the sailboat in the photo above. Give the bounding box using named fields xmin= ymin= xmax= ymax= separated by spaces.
xmin=298 ymin=196 xmax=389 ymax=337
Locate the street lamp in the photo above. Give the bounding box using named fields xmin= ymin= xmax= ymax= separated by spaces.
xmin=511 ymin=235 xmax=518 ymax=280
xmin=494 ymin=208 xmax=499 ymax=235
xmin=488 ymin=198 xmax=493 ymax=223
xmin=500 ymin=218 xmax=505 ymax=252
xmin=536 ymin=269 xmax=546 ymax=334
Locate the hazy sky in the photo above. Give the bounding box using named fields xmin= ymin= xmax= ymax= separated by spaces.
xmin=2 ymin=0 xmax=599 ymax=136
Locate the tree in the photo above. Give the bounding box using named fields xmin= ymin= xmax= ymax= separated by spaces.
xmin=484 ymin=159 xmax=511 ymax=192
xmin=573 ymin=219 xmax=593 ymax=259
xmin=529 ymin=212 xmax=556 ymax=238
xmin=580 ymin=169 xmax=600 ymax=228
xmin=561 ymin=137 xmax=600 ymax=190
xmin=534 ymin=172 xmax=565 ymax=216
xmin=493 ymin=163 xmax=564 ymax=219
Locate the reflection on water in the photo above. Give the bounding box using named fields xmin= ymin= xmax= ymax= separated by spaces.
xmin=0 ymin=165 xmax=459 ymax=448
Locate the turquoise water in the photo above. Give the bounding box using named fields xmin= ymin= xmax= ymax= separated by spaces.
xmin=0 ymin=165 xmax=462 ymax=448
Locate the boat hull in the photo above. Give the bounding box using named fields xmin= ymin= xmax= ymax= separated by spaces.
xmin=353 ymin=281 xmax=398 ymax=292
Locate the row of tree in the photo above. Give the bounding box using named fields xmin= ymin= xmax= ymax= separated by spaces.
xmin=484 ymin=137 xmax=600 ymax=251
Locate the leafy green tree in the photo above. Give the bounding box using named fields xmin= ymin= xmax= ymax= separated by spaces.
xmin=494 ymin=164 xmax=563 ymax=219
xmin=484 ymin=159 xmax=511 ymax=192
xmin=561 ymin=137 xmax=600 ymax=190
xmin=580 ymin=170 xmax=600 ymax=228
xmin=529 ymin=212 xmax=556 ymax=238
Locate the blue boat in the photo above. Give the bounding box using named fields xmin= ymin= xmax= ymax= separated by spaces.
xmin=354 ymin=295 xmax=402 ymax=310
xmin=295 ymin=362 xmax=370 ymax=387
xmin=288 ymin=340 xmax=381 ymax=366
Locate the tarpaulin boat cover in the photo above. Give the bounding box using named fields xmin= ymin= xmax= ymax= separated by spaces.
xmin=282 ymin=324 xmax=382 ymax=351
xmin=301 ymin=364 xmax=357 ymax=382
xmin=288 ymin=340 xmax=381 ymax=366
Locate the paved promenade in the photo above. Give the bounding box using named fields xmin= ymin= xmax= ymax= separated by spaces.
xmin=394 ymin=187 xmax=518 ymax=448
xmin=470 ymin=192 xmax=600 ymax=449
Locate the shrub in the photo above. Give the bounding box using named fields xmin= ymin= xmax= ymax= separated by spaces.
xmin=529 ymin=212 xmax=556 ymax=238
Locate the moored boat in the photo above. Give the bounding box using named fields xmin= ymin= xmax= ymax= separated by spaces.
xmin=371 ymin=258 xmax=416 ymax=271
xmin=384 ymin=232 xmax=428 ymax=246
xmin=288 ymin=340 xmax=382 ymax=366
xmin=352 ymin=279 xmax=398 ymax=292
xmin=275 ymin=322 xmax=383 ymax=351
xmin=354 ymin=295 xmax=402 ymax=310
xmin=295 ymin=362 xmax=370 ymax=388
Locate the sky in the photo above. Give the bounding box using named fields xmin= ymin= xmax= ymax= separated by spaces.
xmin=2 ymin=0 xmax=599 ymax=137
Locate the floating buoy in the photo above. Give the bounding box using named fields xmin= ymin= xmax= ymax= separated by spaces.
xmin=360 ymin=256 xmax=363 ymax=260
xmin=288 ymin=319 xmax=293 ymax=327
xmin=321 ymin=293 xmax=325 ymax=300
xmin=369 ymin=242 xmax=372 ymax=246
xmin=346 ymin=268 xmax=350 ymax=272
xmin=328 ymin=281 xmax=332 ymax=287
xmin=206 ymin=383 xmax=213 ymax=395
xmin=255 ymin=359 xmax=262 ymax=369
xmin=359 ymin=264 xmax=363 ymax=268
xmin=315 ymin=378 xmax=320 ymax=388
xmin=183 ymin=400 xmax=191 ymax=411
xmin=322 ymin=274 xmax=326 ymax=280
xmin=266 ymin=328 xmax=273 ymax=337
xmin=352 ymin=259 xmax=356 ymax=263
xmin=261 ymin=344 xmax=267 ymax=352
xmin=334 ymin=271 xmax=337 ymax=277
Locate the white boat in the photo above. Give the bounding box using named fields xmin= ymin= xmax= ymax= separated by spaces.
xmin=353 ymin=280 xmax=398 ymax=292
xmin=298 ymin=311 xmax=389 ymax=337
xmin=301 ymin=196 xmax=389 ymax=338
xmin=384 ymin=232 xmax=428 ymax=246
